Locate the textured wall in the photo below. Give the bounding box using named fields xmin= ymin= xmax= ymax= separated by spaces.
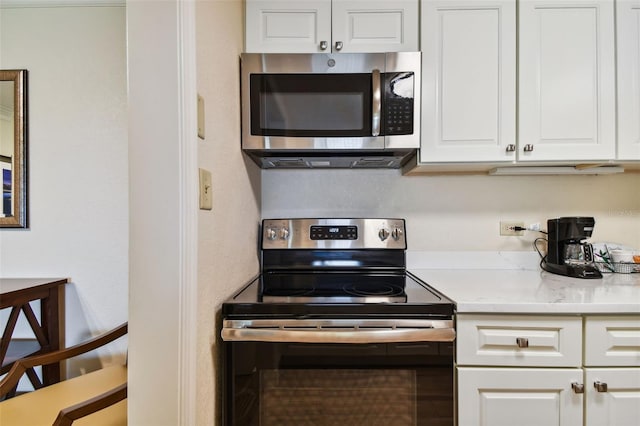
xmin=196 ymin=0 xmax=261 ymax=424
xmin=262 ymin=170 xmax=640 ymax=251
xmin=0 ymin=5 xmax=128 ymax=369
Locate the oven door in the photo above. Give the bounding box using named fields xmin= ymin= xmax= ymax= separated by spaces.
xmin=222 ymin=319 xmax=455 ymax=426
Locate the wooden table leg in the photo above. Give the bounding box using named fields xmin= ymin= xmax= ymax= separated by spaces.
xmin=40 ymin=285 xmax=65 ymax=385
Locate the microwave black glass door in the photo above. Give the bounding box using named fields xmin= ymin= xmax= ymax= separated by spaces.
xmin=250 ymin=74 xmax=372 ymax=137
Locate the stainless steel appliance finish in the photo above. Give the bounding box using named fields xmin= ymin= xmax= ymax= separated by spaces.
xmin=222 ymin=218 xmax=455 ymax=425
xmin=222 ymin=318 xmax=455 ymax=344
xmin=261 ymin=218 xmax=406 ymax=250
xmin=241 ymin=52 xmax=421 ymax=168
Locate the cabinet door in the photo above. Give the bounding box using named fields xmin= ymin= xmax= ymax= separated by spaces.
xmin=245 ymin=0 xmax=331 ymax=53
xmin=617 ymin=0 xmax=640 ymax=160
xmin=518 ymin=0 xmax=616 ymax=161
xmin=331 ymin=1 xmax=419 ymax=52
xmin=585 ymin=368 xmax=640 ymax=426
xmin=457 ymin=367 xmax=583 ymax=426
xmin=419 ymin=0 xmax=516 ymax=163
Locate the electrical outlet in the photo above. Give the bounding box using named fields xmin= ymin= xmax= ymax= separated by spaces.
xmin=500 ymin=221 xmax=525 ymax=236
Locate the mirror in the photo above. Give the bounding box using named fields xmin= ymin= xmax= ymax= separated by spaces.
xmin=0 ymin=69 xmax=27 ymax=228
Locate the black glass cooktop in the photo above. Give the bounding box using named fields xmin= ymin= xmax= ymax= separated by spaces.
xmin=222 ymin=270 xmax=454 ymax=319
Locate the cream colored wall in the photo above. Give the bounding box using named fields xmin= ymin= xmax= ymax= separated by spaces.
xmin=262 ymin=170 xmax=640 ymax=251
xmin=196 ymin=0 xmax=261 ymax=424
xmin=0 ymin=5 xmax=128 ymax=367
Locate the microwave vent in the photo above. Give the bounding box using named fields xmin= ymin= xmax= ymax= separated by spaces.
xmin=352 ymin=158 xmax=399 ymax=168
xmin=249 ymin=151 xmax=416 ymax=169
xmin=265 ymin=158 xmax=310 ymax=168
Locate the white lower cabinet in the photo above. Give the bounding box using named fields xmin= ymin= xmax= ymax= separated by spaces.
xmin=457 ymin=367 xmax=583 ymax=426
xmin=457 ymin=314 xmax=640 ymax=426
xmin=585 ymin=368 xmax=640 ymax=426
xmin=584 ymin=316 xmax=640 ymax=426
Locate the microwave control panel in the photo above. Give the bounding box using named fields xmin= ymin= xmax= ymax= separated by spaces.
xmin=384 ymin=72 xmax=414 ymax=136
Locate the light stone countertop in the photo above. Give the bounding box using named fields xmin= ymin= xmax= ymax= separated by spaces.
xmin=407 ymin=252 xmax=640 ymax=314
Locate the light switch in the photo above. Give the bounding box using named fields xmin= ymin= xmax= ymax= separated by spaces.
xmin=199 ymin=168 xmax=212 ymax=210
xmin=197 ymin=94 xmax=205 ymax=139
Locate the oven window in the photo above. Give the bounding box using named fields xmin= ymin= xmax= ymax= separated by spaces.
xmin=224 ymin=341 xmax=454 ymax=426
xmin=261 ymin=369 xmax=416 ymax=425
xmin=249 ymin=74 xmax=372 ymax=137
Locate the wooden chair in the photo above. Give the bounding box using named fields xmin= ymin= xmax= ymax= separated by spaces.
xmin=0 ymin=323 xmax=127 ymax=426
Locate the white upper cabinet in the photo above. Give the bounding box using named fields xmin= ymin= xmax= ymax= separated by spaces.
xmin=617 ymin=0 xmax=640 ymax=160
xmin=332 ymin=1 xmax=419 ymax=52
xmin=420 ymin=0 xmax=516 ymax=162
xmin=245 ymin=0 xmax=332 ymax=53
xmin=245 ymin=0 xmax=419 ymax=53
xmin=518 ymin=0 xmax=616 ymax=161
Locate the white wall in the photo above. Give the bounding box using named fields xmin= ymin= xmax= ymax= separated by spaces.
xmin=196 ymin=0 xmax=261 ymax=423
xmin=262 ymin=170 xmax=640 ymax=251
xmin=127 ymin=0 xmax=195 ymax=422
xmin=0 ymin=5 xmax=128 ymax=370
xmin=128 ymin=1 xmax=260 ymax=423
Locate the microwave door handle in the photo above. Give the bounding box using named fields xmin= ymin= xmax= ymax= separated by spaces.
xmin=372 ymin=69 xmax=381 ymax=136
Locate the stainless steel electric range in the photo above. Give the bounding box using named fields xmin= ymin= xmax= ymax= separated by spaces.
xmin=222 ymin=218 xmax=455 ymax=426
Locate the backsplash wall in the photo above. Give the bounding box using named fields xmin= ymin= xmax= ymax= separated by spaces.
xmin=262 ymin=170 xmax=640 ymax=251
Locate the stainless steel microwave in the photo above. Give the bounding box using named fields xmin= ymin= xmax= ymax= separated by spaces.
xmin=241 ymin=52 xmax=421 ymax=168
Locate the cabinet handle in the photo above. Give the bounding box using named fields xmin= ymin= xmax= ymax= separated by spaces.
xmin=516 ymin=337 xmax=529 ymax=348
xmin=335 ymin=41 xmax=343 ymax=51
xmin=571 ymin=382 xmax=584 ymax=394
xmin=319 ymin=41 xmax=328 ymax=51
xmin=523 ymin=144 xmax=534 ymax=152
xmin=594 ymin=381 xmax=608 ymax=392
xmin=506 ymin=144 xmax=516 ymax=152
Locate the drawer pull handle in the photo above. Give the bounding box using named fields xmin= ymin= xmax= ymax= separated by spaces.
xmin=594 ymin=381 xmax=608 ymax=392
xmin=516 ymin=337 xmax=529 ymax=348
xmin=571 ymin=382 xmax=584 ymax=394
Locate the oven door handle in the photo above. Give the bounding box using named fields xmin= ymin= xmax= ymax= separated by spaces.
xmin=222 ymin=323 xmax=455 ymax=344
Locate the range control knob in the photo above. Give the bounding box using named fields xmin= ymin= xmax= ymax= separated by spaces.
xmin=378 ymin=228 xmax=390 ymax=241
xmin=265 ymin=228 xmax=277 ymax=240
xmin=280 ymin=228 xmax=290 ymax=240
xmin=391 ymin=228 xmax=404 ymax=241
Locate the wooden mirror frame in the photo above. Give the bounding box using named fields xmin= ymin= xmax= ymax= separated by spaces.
xmin=0 ymin=69 xmax=27 ymax=228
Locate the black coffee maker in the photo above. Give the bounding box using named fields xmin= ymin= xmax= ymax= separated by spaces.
xmin=545 ymin=217 xmax=602 ymax=279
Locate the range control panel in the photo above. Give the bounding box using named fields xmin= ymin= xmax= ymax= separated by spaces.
xmin=262 ymin=218 xmax=406 ymax=250
xmin=310 ymin=225 xmax=358 ymax=240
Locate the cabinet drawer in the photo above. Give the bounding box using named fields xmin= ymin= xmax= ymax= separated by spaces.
xmin=585 ymin=316 xmax=640 ymax=367
xmin=457 ymin=314 xmax=582 ymax=367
